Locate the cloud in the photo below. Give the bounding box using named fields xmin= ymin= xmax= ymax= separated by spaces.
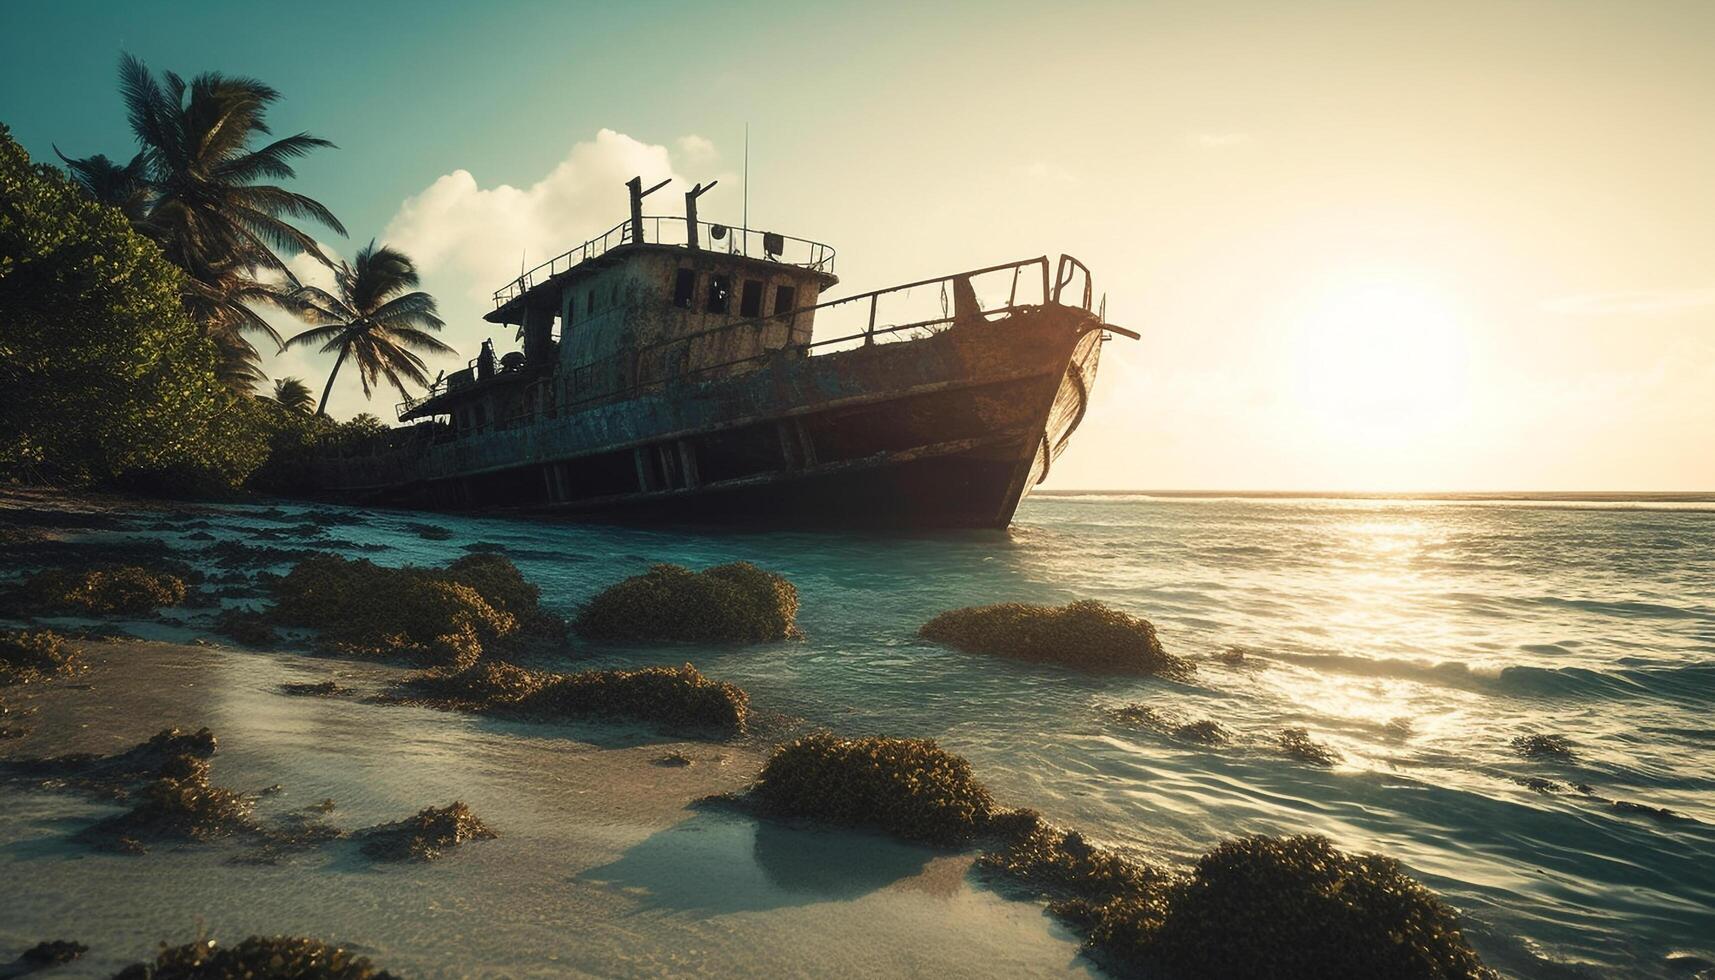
xmin=256 ymin=129 xmax=716 ymax=419
xmin=1189 ymin=132 xmax=1253 ymax=148
xmin=1541 ymin=287 xmax=1715 ymax=316
xmin=383 ymin=128 xmax=683 ymax=308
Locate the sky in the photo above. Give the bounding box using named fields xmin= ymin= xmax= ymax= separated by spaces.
xmin=3 ymin=0 xmax=1712 ymax=491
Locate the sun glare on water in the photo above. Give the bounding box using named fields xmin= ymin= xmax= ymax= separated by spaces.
xmin=1287 ymin=272 xmax=1474 ymax=450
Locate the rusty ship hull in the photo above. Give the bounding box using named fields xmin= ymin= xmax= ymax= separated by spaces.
xmin=311 ymin=304 xmax=1104 ymax=529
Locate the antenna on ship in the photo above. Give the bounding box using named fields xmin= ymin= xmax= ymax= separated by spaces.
xmin=743 ymin=122 xmax=750 ymax=258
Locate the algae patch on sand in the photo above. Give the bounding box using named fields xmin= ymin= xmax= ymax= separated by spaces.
xmin=113 ymin=935 xmax=400 ymax=979
xmin=920 ymin=600 xmax=1193 ymax=679
xmin=357 ymin=801 xmax=496 ymax=862
xmin=749 ymin=731 xmax=996 ymax=845
xmin=0 ymin=629 xmax=83 ymax=685
xmin=574 ymin=561 xmax=799 ymax=643
xmin=8 ymin=565 xmax=187 ymax=615
xmin=392 ymin=661 xmax=750 ymax=736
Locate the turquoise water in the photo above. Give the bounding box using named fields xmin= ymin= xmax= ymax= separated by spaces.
xmin=15 ymin=493 xmax=1715 ymax=977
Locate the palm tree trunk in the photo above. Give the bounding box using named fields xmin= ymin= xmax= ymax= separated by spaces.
xmin=316 ymin=346 xmax=350 ymax=416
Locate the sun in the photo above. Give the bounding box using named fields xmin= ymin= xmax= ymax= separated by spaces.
xmin=1286 ymin=271 xmax=1473 ymax=446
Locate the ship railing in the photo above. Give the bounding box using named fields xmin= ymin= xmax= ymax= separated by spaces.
xmin=491 ymin=215 xmax=836 ymax=309
xmin=384 ymin=253 xmax=1097 ymax=445
xmin=550 ymin=253 xmax=1084 ymax=412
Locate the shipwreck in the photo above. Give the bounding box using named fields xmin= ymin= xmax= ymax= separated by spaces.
xmin=309 ymin=177 xmax=1135 ymax=528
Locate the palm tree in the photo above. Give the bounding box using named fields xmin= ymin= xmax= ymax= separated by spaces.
xmin=59 ymin=54 xmax=347 ymax=390
xmin=53 ymin=147 xmax=151 ymax=222
xmin=285 ymin=242 xmax=453 ymax=416
xmin=272 ymin=377 xmax=315 ymax=414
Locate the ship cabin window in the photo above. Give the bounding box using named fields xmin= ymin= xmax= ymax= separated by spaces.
xmin=706 ymin=274 xmax=733 ymax=314
xmin=587 ymin=289 xmax=597 ymax=315
xmin=739 ymin=279 xmax=763 ymax=318
xmin=774 ymin=284 xmax=797 ymax=316
xmin=672 ymin=268 xmax=696 ymax=308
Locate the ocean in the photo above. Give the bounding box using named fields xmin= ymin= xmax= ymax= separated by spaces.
xmin=4 ymin=492 xmax=1711 ymax=977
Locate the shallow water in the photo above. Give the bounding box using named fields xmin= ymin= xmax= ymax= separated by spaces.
xmin=5 ymin=493 xmax=1714 ymax=978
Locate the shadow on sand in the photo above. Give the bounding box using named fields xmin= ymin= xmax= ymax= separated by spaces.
xmin=580 ymin=809 xmax=937 ymax=914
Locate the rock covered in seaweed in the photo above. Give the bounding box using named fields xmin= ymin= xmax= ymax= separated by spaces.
xmin=6 ymin=939 xmax=88 ymax=972
xmin=0 ymin=628 xmax=82 ymax=685
xmin=919 ymin=600 xmax=1193 ymax=679
xmin=750 ymin=731 xmax=995 ymax=844
xmin=113 ymin=935 xmax=399 ymax=979
xmin=984 ymin=826 xmax=1494 ymax=980
xmin=1122 ymin=834 xmax=1495 ymax=980
xmin=10 ymin=564 xmax=187 ymax=615
xmin=574 ymin=562 xmax=799 ymax=643
xmin=265 ymin=553 xmax=563 ymax=668
xmin=357 ymin=801 xmax=495 ymax=861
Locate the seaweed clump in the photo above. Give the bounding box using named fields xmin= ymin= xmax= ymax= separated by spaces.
xmin=11 ymin=565 xmax=186 ymax=615
xmin=114 ymin=935 xmax=398 ymax=979
xmin=75 ymin=765 xmax=256 ymax=852
xmin=984 ymin=829 xmax=1494 ymax=980
xmin=3 ymin=726 xmax=218 ymax=792
xmin=920 ymin=600 xmax=1193 ymax=679
xmin=574 ymin=562 xmax=799 ymax=643
xmin=393 ymin=661 xmax=750 ymax=736
xmin=0 ymin=629 xmax=82 ymax=685
xmin=1116 ymin=835 xmax=1495 ymax=979
xmin=750 ymin=731 xmax=995 ymax=844
xmin=1278 ymin=728 xmax=1341 ymax=767
xmin=266 ymin=554 xmax=562 ymax=668
xmin=5 ymin=939 xmax=88 ymax=973
xmin=1512 ymin=733 xmax=1576 ymax=761
xmin=357 ymin=801 xmax=495 ymax=861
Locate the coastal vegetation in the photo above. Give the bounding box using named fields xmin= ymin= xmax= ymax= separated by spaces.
xmin=4 ymin=53 xmax=448 ymax=498
xmin=113 ymin=935 xmax=400 ymax=980
xmin=575 ymin=562 xmax=801 ymax=643
xmin=920 ymin=599 xmax=1194 ymax=678
xmin=283 ymin=241 xmax=453 ymax=416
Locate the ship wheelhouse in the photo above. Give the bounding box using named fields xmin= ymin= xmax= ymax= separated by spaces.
xmin=398 ymin=191 xmax=837 ymax=436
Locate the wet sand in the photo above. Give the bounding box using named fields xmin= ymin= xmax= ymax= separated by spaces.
xmin=1 ymin=637 xmax=1092 ymax=977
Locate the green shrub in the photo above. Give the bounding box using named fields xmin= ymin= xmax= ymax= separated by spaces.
xmin=0 ymin=628 xmax=82 ymax=685
xmin=920 ymin=600 xmax=1193 ymax=678
xmin=114 ymin=935 xmax=399 ymax=979
xmin=0 ymin=127 xmax=266 ymax=490
xmin=357 ymin=801 xmax=495 ymax=861
xmin=15 ymin=565 xmax=187 ymax=615
xmin=750 ymin=731 xmax=995 ymax=844
xmin=574 ymin=561 xmax=799 ymax=643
